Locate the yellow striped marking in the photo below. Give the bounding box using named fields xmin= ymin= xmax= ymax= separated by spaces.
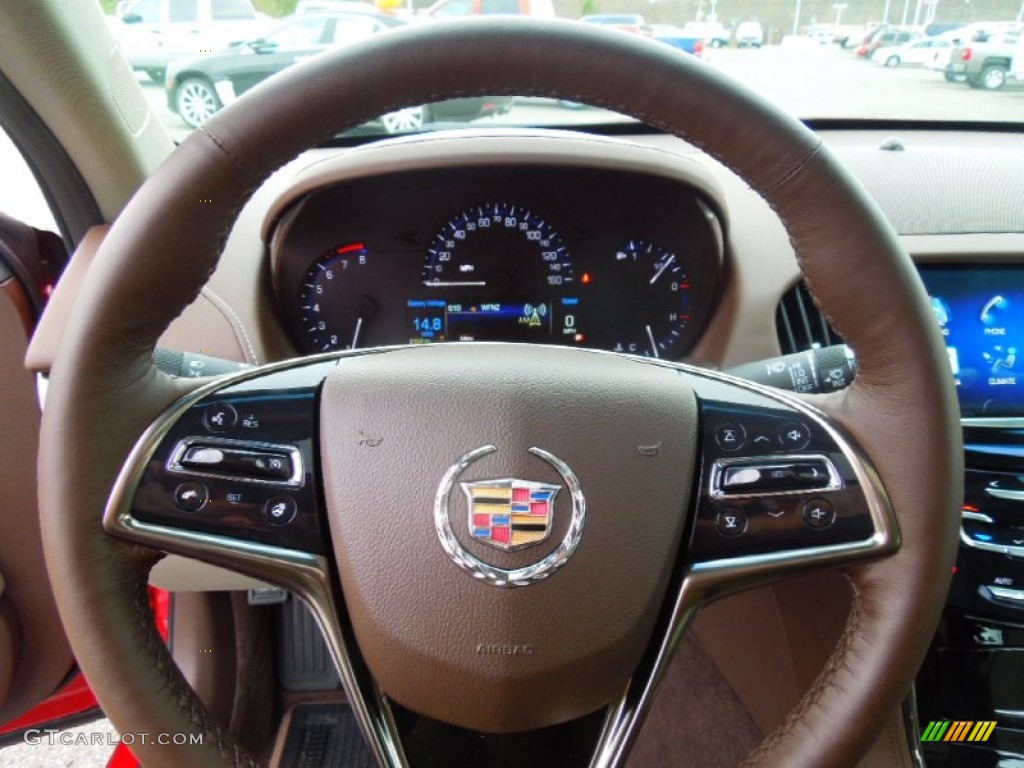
xmin=967 ymin=721 xmax=997 ymax=742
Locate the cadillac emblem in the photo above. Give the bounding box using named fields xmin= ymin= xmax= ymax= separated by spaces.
xmin=434 ymin=445 xmax=586 ymax=588
xmin=462 ymin=478 xmax=560 ymax=551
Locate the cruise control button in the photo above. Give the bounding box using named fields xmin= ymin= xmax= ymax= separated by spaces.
xmin=715 ymin=509 xmax=748 ymax=537
xmin=174 ymin=481 xmax=208 ymax=512
xmin=203 ymin=402 xmax=237 ymax=433
xmin=802 ymin=498 xmax=836 ymax=529
xmin=182 ymin=444 xmax=294 ymax=481
xmin=714 ymin=423 xmax=746 ymax=451
xmin=778 ymin=420 xmax=811 ymax=450
xmin=265 ymin=495 xmax=297 ymax=526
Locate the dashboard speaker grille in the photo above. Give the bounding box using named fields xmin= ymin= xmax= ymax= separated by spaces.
xmin=776 ymin=282 xmax=842 ymax=355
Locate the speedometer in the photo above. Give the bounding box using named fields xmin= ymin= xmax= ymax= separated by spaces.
xmin=422 ymin=203 xmax=573 ymax=292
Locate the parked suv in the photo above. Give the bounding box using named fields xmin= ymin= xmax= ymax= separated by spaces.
xmin=111 ymin=0 xmax=269 ymax=82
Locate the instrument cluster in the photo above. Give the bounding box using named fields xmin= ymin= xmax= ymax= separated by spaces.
xmin=273 ymin=166 xmax=724 ymax=359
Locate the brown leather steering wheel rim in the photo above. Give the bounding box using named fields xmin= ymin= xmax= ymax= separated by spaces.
xmin=38 ymin=17 xmax=962 ymax=768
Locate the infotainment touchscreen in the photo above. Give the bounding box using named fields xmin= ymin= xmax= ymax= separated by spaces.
xmin=917 ymin=266 xmax=1024 ymax=417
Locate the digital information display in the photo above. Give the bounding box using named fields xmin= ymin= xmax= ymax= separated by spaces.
xmin=405 ymin=298 xmax=584 ymax=345
xmin=918 ymin=266 xmax=1024 ymax=417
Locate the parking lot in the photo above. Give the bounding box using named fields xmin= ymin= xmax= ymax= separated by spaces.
xmin=140 ymin=41 xmax=1022 ymax=142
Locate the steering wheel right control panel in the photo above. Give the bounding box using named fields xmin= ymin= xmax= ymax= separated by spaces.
xmin=687 ymin=374 xmax=880 ymax=565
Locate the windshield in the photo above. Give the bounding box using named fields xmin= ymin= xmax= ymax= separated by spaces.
xmin=105 ymin=0 xmax=1024 ymax=142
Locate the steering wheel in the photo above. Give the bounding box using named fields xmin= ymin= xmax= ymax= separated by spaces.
xmin=38 ymin=18 xmax=961 ymax=768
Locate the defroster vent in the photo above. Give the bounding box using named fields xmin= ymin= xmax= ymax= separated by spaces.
xmin=776 ymin=282 xmax=842 ymax=355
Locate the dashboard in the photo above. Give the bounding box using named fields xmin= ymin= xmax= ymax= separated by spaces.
xmin=270 ymin=166 xmax=723 ymax=359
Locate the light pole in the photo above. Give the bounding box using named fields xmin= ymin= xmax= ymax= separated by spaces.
xmin=793 ymin=0 xmax=803 ymax=35
xmin=834 ymin=2 xmax=848 ymax=25
xmin=882 ymin=0 xmax=892 ymax=23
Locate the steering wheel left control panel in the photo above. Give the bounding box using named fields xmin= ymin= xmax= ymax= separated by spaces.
xmin=129 ymin=362 xmax=336 ymax=554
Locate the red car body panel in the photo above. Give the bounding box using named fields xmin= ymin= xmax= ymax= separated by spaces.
xmin=0 ymin=587 xmax=170 ymax=768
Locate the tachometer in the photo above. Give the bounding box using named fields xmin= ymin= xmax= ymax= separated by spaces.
xmin=422 ymin=203 xmax=573 ymax=292
xmin=297 ymin=242 xmax=375 ymax=352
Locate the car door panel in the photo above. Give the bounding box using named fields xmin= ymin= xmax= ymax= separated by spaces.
xmin=0 ymin=215 xmax=73 ymax=724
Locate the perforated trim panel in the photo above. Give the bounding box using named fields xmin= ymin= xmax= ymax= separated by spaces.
xmin=831 ymin=145 xmax=1024 ymax=235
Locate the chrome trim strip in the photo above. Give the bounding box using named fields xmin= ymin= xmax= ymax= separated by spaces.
xmin=433 ymin=445 xmax=586 ymax=587
xmin=36 ymin=373 xmax=48 ymax=410
xmin=993 ymin=708 xmax=1024 ymax=720
xmin=708 ymin=453 xmax=842 ymax=500
xmin=166 ymin=435 xmax=305 ymax=489
xmin=962 ymin=417 xmax=1024 ymax=429
xmin=962 ymin=509 xmax=995 ymax=523
xmin=988 ymin=585 xmax=1024 ymax=602
xmin=958 ymin=526 xmax=1024 ymax=558
xmin=985 ymin=486 xmax=1024 ymax=502
xmin=589 ymin=361 xmax=898 ymax=768
xmin=103 ymin=350 xmax=408 ymax=768
xmin=902 ymin=688 xmax=927 ymax=768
